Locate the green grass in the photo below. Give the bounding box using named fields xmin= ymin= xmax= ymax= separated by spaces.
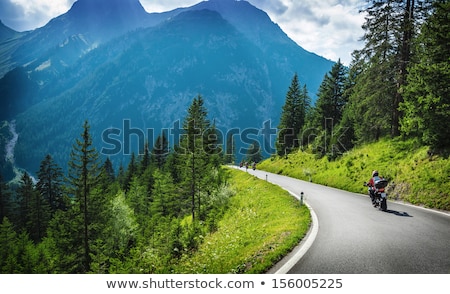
xmin=175 ymin=167 xmax=311 ymax=273
xmin=258 ymin=138 xmax=450 ymax=211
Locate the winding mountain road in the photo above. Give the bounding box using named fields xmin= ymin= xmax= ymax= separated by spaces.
xmin=233 ymin=166 xmax=450 ymax=274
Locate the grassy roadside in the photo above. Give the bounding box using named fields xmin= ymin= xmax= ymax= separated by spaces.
xmin=258 ymin=138 xmax=450 ymax=211
xmin=175 ymin=167 xmax=311 ymax=273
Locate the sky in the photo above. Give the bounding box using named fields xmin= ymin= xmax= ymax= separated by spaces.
xmin=0 ymin=0 xmax=367 ymax=65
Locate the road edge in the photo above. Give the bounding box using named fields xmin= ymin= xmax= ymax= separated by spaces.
xmin=268 ymin=188 xmax=319 ymax=274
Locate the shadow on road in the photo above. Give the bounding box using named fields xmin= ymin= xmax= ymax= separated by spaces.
xmin=384 ymin=209 xmax=412 ymax=217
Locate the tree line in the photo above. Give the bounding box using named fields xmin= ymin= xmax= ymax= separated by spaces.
xmin=0 ymin=95 xmax=245 ymax=273
xmin=276 ymin=0 xmax=449 ymax=158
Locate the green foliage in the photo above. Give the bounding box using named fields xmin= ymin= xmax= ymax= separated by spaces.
xmin=276 ymin=73 xmax=311 ymax=155
xmin=400 ymin=1 xmax=450 ymax=150
xmin=258 ymin=138 xmax=450 ymax=211
xmin=175 ymin=168 xmax=310 ymax=273
xmin=36 ymin=154 xmax=66 ymax=212
xmin=0 ymin=102 xmax=313 ymax=273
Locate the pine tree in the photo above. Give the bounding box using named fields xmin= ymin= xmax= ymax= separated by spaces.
xmin=350 ymin=0 xmax=430 ymax=141
xmin=151 ymin=169 xmax=177 ymax=217
xmin=139 ymin=141 xmax=151 ymax=175
xmin=67 ymin=120 xmax=101 ymax=272
xmin=152 ymin=132 xmax=169 ymax=170
xmin=0 ymin=175 xmax=13 ymax=224
xmin=314 ymin=59 xmax=348 ymax=131
xmin=308 ymin=60 xmax=348 ymax=157
xmin=102 ymin=157 xmax=115 ymax=183
xmin=181 ymin=95 xmax=210 ymax=221
xmin=224 ymin=131 xmax=236 ymax=164
xmin=36 ymin=154 xmax=65 ymax=213
xmin=123 ymin=152 xmax=137 ymax=192
xmin=0 ymin=217 xmax=19 ymax=273
xmin=400 ymin=1 xmax=450 ymax=150
xmin=16 ymin=172 xmax=35 ymax=232
xmin=276 ymin=73 xmax=309 ymax=155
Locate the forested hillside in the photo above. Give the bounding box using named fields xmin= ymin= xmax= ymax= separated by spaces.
xmin=0 ymin=96 xmax=310 ymax=273
xmin=275 ymin=1 xmax=449 ymax=159
xmin=264 ymin=1 xmax=449 ymax=211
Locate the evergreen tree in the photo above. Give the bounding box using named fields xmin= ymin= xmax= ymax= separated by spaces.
xmin=181 ymin=95 xmax=211 ymax=221
xmin=152 ymin=132 xmax=169 ymax=170
xmin=313 ymin=59 xmax=348 ymax=132
xmin=45 ymin=208 xmax=84 ymax=273
xmin=276 ymin=73 xmax=309 ymax=155
xmin=67 ymin=120 xmax=101 ymax=272
xmin=127 ymin=176 xmax=150 ymax=225
xmin=139 ymin=141 xmax=151 ymax=175
xmin=0 ymin=217 xmax=19 ymax=273
xmin=116 ymin=162 xmax=126 ymax=189
xmin=123 ymin=152 xmax=137 ymax=192
xmin=350 ymin=0 xmax=429 ymax=141
xmin=0 ymin=175 xmax=13 ymax=224
xmin=28 ymin=183 xmax=51 ymax=243
xmin=36 ymin=154 xmax=65 ymax=213
xmin=307 ymin=60 xmax=348 ymax=157
xmin=224 ymin=131 xmax=236 ymax=164
xmin=151 ymin=169 xmax=177 ymax=217
xmin=16 ymin=172 xmax=35 ymax=232
xmin=102 ymin=157 xmax=115 ymax=183
xmin=400 ymin=1 xmax=450 ymax=150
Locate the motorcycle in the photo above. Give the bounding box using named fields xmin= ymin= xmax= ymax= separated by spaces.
xmin=364 ymin=178 xmax=388 ymax=211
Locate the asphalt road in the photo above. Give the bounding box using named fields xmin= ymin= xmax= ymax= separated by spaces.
xmin=233 ymin=166 xmax=450 ymax=274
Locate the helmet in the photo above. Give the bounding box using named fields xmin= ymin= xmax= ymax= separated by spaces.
xmin=372 ymin=170 xmax=379 ymax=177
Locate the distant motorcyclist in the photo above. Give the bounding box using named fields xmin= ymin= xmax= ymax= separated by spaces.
xmin=367 ymin=170 xmax=383 ymax=206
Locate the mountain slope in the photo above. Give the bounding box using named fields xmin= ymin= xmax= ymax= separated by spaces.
xmin=0 ymin=0 xmax=335 ymax=178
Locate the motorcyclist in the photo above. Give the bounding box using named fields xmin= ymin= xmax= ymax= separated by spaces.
xmin=367 ymin=170 xmax=381 ymax=206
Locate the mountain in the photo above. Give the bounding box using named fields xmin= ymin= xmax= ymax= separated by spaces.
xmin=0 ymin=20 xmax=20 ymax=41
xmin=0 ymin=0 xmax=335 ymax=178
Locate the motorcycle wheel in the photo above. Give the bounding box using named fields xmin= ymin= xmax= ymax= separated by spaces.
xmin=380 ymin=198 xmax=387 ymax=211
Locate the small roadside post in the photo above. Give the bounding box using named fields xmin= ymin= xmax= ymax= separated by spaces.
xmin=300 ymin=192 xmax=304 ymax=206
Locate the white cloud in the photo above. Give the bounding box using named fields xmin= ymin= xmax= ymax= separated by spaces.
xmin=1 ymin=0 xmax=75 ymax=30
xmin=246 ymin=0 xmax=366 ymax=64
xmin=140 ymin=0 xmax=199 ymax=12
xmin=140 ymin=0 xmax=366 ymax=64
xmin=0 ymin=0 xmax=365 ymax=64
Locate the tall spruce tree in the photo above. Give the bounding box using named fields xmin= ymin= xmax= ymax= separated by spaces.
xmin=152 ymin=132 xmax=169 ymax=170
xmin=0 ymin=175 xmax=13 ymax=224
xmin=181 ymin=95 xmax=210 ymax=221
xmin=313 ymin=59 xmax=348 ymax=132
xmin=276 ymin=73 xmax=309 ymax=156
xmin=349 ymin=0 xmax=430 ymax=142
xmin=139 ymin=141 xmax=151 ymax=175
xmin=400 ymin=1 xmax=450 ymax=150
xmin=16 ymin=172 xmax=35 ymax=233
xmin=36 ymin=154 xmax=65 ymax=213
xmin=224 ymin=132 xmax=236 ymax=164
xmin=67 ymin=120 xmax=101 ymax=272
xmin=308 ymin=60 xmax=348 ymax=157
